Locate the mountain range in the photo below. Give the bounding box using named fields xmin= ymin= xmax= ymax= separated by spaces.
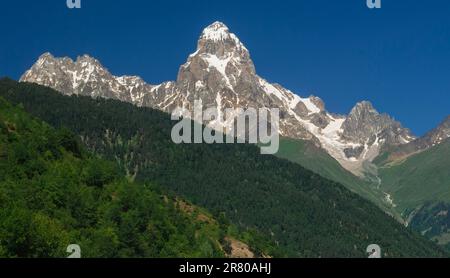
xmin=15 ymin=21 xmax=450 ymax=251
xmin=20 ymin=21 xmax=425 ymax=177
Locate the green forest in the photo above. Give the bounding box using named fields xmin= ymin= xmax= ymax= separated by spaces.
xmin=0 ymin=78 xmax=447 ymax=257
xmin=0 ymin=94 xmax=279 ymax=258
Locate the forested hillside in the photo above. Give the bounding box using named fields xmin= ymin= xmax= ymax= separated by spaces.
xmin=0 ymin=78 xmax=447 ymax=257
xmin=0 ymin=95 xmax=277 ymax=258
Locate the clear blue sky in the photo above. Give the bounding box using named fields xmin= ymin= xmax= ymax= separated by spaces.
xmin=1 ymin=0 xmax=449 ymax=135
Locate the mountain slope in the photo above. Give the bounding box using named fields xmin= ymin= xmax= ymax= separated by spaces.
xmin=20 ymin=22 xmax=414 ymax=176
xmin=408 ymin=202 xmax=450 ymax=250
xmin=1 ymin=78 xmax=446 ymax=258
xmin=374 ymin=139 xmax=450 ymax=250
xmin=0 ymin=94 xmax=276 ymax=258
xmin=275 ymin=137 xmax=401 ymax=219
xmin=377 ymin=139 xmax=450 ymax=213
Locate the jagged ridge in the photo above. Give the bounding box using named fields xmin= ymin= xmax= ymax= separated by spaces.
xmin=20 ymin=21 xmax=416 ymax=176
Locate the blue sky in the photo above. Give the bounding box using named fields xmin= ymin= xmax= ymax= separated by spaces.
xmin=1 ymin=0 xmax=449 ymax=135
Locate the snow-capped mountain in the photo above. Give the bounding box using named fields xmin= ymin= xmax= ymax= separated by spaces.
xmin=20 ymin=53 xmax=153 ymax=104
xmin=20 ymin=21 xmax=415 ymax=176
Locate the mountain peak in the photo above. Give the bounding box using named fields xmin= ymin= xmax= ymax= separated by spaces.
xmin=353 ymin=101 xmax=376 ymax=112
xmin=433 ymin=115 xmax=450 ymax=141
xmin=35 ymin=52 xmax=57 ymax=66
xmin=343 ymin=100 xmax=414 ymax=148
xmin=38 ymin=52 xmax=54 ymax=60
xmin=348 ymin=101 xmax=380 ymax=119
xmin=76 ymin=54 xmax=95 ymax=61
xmin=75 ymin=54 xmax=104 ymax=68
xmin=196 ymin=21 xmax=248 ymax=57
xmin=204 ymin=21 xmax=229 ymax=31
xmin=177 ymin=21 xmax=254 ymax=86
xmin=201 ymin=21 xmax=231 ymax=41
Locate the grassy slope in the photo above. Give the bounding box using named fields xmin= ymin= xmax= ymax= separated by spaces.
xmin=377 ymin=140 xmax=450 ymax=213
xmin=375 ymin=140 xmax=450 ymax=251
xmin=275 ymin=137 xmax=399 ymax=217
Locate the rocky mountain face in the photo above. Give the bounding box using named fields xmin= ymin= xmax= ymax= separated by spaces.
xmin=21 ymin=53 xmax=153 ymax=104
xmin=339 ymin=101 xmax=415 ymax=172
xmin=383 ymin=116 xmax=450 ymax=162
xmin=425 ymin=116 xmax=450 ymax=146
xmin=20 ymin=21 xmax=416 ymax=176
